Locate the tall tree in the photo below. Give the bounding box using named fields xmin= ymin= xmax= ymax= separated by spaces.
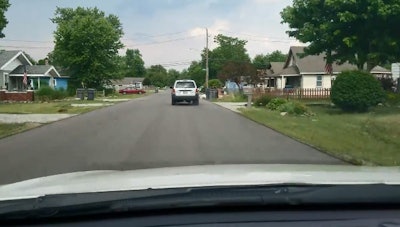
xmin=253 ymin=51 xmax=287 ymax=69
xmin=281 ymin=0 xmax=400 ymax=71
xmin=186 ymin=61 xmax=205 ymax=86
xmin=124 ymin=49 xmax=146 ymax=77
xmin=145 ymin=65 xmax=168 ymax=87
xmin=202 ymin=34 xmax=251 ymax=79
xmin=166 ymin=68 xmax=181 ymax=87
xmin=218 ymin=62 xmax=257 ymax=89
xmin=0 ymin=0 xmax=10 ymax=38
xmin=51 ymin=7 xmax=124 ymax=89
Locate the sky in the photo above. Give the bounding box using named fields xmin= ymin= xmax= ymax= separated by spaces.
xmin=0 ymin=0 xmax=303 ymax=70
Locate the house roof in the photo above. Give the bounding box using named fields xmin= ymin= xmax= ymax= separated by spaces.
xmin=371 ymin=65 xmax=391 ymax=74
xmin=286 ymin=46 xmax=357 ymax=73
xmin=111 ymin=77 xmax=144 ymax=85
xmin=10 ymin=65 xmax=61 ymax=77
xmin=270 ymin=62 xmax=284 ymax=72
xmin=0 ymin=50 xmax=32 ymax=69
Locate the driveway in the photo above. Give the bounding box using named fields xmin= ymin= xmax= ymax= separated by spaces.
xmin=0 ymin=92 xmax=344 ymax=184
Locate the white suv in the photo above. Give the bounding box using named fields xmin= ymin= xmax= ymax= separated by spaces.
xmin=171 ymin=80 xmax=199 ymax=105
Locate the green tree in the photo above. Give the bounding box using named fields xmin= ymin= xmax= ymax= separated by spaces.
xmin=186 ymin=61 xmax=205 ymax=86
xmin=166 ymin=68 xmax=180 ymax=87
xmin=37 ymin=58 xmax=47 ymax=65
xmin=0 ymin=0 xmax=10 ymax=38
xmin=142 ymin=77 xmax=151 ymax=86
xmin=281 ymin=0 xmax=400 ymax=71
xmin=51 ymin=7 xmax=124 ymax=89
xmin=218 ymin=61 xmax=257 ymax=90
xmin=124 ymin=49 xmax=146 ymax=77
xmin=145 ymin=65 xmax=168 ymax=87
xmin=202 ymin=34 xmax=251 ymax=80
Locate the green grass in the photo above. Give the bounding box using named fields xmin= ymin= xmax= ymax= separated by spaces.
xmin=0 ymin=91 xmax=151 ymax=114
xmin=240 ymin=104 xmax=400 ymax=166
xmin=0 ymin=123 xmax=41 ymax=139
xmin=216 ymin=93 xmax=248 ymax=102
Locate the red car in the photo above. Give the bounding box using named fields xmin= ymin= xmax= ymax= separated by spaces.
xmin=119 ymin=87 xmax=146 ymax=95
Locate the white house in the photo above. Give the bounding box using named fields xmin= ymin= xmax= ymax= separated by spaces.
xmin=272 ymin=46 xmax=392 ymax=89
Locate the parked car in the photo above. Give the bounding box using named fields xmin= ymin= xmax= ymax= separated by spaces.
xmin=119 ymin=87 xmax=146 ymax=95
xmin=171 ymin=79 xmax=199 ymax=105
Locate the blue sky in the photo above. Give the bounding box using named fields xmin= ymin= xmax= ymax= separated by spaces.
xmin=0 ymin=0 xmax=301 ymax=70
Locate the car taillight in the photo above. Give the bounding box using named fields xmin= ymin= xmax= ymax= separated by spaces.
xmin=195 ymin=88 xmax=199 ymax=93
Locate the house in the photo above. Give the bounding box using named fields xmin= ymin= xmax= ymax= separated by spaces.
xmin=9 ymin=65 xmax=63 ymax=90
xmin=110 ymin=77 xmax=144 ymax=91
xmin=272 ymin=46 xmax=392 ymax=89
xmin=0 ymin=50 xmax=64 ymax=101
xmin=257 ymin=62 xmax=284 ymax=88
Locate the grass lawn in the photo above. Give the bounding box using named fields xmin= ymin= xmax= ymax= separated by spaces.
xmin=0 ymin=91 xmax=151 ymax=114
xmin=0 ymin=122 xmax=42 ymax=139
xmin=216 ymin=93 xmax=248 ymax=102
xmin=241 ymin=104 xmax=400 ymax=166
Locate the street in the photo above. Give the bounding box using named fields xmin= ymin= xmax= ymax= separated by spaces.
xmin=0 ymin=91 xmax=343 ymax=184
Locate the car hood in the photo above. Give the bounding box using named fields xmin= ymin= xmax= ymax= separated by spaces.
xmin=0 ymin=164 xmax=400 ymax=201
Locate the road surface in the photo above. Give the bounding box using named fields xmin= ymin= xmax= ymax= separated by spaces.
xmin=0 ymin=91 xmax=343 ymax=184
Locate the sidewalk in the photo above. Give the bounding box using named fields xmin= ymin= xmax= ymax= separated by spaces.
xmin=213 ymin=102 xmax=248 ymax=113
xmin=0 ymin=114 xmax=76 ymax=123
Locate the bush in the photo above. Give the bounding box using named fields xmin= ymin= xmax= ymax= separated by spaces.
xmin=386 ymin=92 xmax=400 ymax=106
xmin=254 ymin=95 xmax=272 ymax=107
xmin=278 ymin=101 xmax=309 ymax=115
xmin=331 ymin=70 xmax=385 ymax=112
xmin=266 ymin=98 xmax=287 ymax=110
xmin=36 ymin=87 xmax=67 ymax=101
xmin=207 ymin=79 xmax=223 ymax=89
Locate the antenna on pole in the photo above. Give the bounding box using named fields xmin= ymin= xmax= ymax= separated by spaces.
xmin=205 ymin=28 xmax=209 ymax=89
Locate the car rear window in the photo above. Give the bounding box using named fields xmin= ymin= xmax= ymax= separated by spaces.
xmin=175 ymin=82 xmax=195 ymax=88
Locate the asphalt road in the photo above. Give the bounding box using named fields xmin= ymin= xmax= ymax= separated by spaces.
xmin=0 ymin=91 xmax=343 ymax=184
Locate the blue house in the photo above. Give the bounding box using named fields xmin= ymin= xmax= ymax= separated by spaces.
xmin=10 ymin=65 xmax=64 ymax=90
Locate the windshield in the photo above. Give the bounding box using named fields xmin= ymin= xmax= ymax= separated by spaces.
xmin=0 ymin=0 xmax=399 ymax=204
xmin=175 ymin=82 xmax=195 ymax=88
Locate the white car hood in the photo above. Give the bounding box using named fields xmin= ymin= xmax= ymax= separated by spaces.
xmin=0 ymin=164 xmax=400 ymax=201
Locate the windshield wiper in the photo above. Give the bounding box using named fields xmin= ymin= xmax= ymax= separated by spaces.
xmin=1 ymin=184 xmax=400 ymax=220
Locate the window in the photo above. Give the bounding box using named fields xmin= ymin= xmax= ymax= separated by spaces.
xmin=176 ymin=82 xmax=195 ymax=88
xmin=316 ymin=75 xmax=323 ymax=87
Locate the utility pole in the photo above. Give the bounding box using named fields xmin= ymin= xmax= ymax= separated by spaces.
xmin=205 ymin=28 xmax=209 ymax=89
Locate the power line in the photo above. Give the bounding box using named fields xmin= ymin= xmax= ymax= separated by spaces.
xmin=215 ymin=29 xmax=295 ymax=41
xmin=126 ymin=30 xmax=188 ymax=38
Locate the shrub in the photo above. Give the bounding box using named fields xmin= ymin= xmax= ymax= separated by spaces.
xmin=254 ymin=95 xmax=272 ymax=107
xmin=278 ymin=101 xmax=309 ymax=115
xmin=266 ymin=98 xmax=287 ymax=110
xmin=207 ymin=79 xmax=223 ymax=88
xmin=36 ymin=87 xmax=67 ymax=101
xmin=386 ymin=92 xmax=400 ymax=106
xmin=331 ymin=70 xmax=385 ymax=112
xmin=35 ymin=87 xmax=54 ymax=101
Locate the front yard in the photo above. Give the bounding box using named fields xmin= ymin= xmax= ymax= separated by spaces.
xmin=241 ymin=104 xmax=400 ymax=166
